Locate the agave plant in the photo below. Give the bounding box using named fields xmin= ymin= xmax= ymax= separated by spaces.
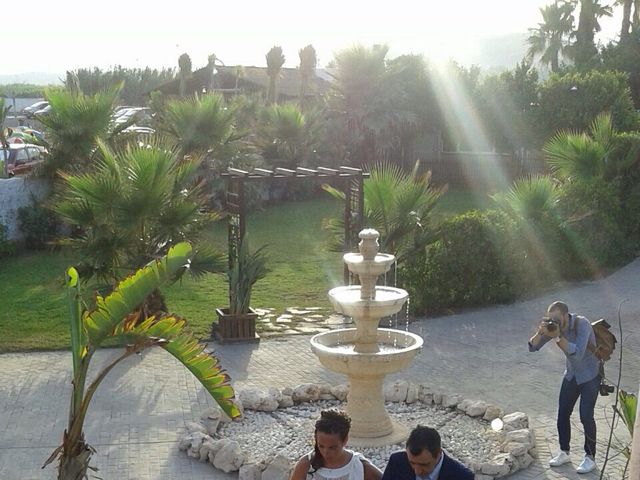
xmin=228 ymin=239 xmax=270 ymax=315
xmin=43 ymin=243 xmax=239 ymax=480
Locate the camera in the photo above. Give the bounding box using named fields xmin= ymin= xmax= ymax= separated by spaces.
xmin=541 ymin=317 xmax=559 ymax=333
xmin=599 ymin=381 xmax=615 ymax=396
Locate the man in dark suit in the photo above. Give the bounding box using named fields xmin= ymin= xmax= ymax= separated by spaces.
xmin=382 ymin=425 xmax=474 ymax=480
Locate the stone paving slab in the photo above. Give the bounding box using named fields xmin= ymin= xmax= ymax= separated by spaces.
xmin=1 ymin=257 xmax=639 ymax=479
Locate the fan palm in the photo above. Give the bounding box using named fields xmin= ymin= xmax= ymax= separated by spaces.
xmin=266 ymin=46 xmax=285 ymax=104
xmin=527 ymin=1 xmax=575 ymax=72
xmin=37 ymin=85 xmax=120 ymax=174
xmin=157 ymin=92 xmax=244 ymax=162
xmin=324 ymin=161 xmax=443 ymax=264
xmin=492 ymin=175 xmax=561 ymax=223
xmin=255 ymin=103 xmax=320 ymax=168
xmin=42 ymin=243 xmax=239 ymax=480
xmin=543 ymin=112 xmax=615 ymax=182
xmin=298 ymin=44 xmax=317 ymax=110
xmin=53 ymin=138 xmax=225 ymax=288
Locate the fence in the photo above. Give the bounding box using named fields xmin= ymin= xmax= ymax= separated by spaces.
xmin=420 ymin=150 xmax=547 ymax=191
xmin=0 ymin=177 xmax=50 ymax=241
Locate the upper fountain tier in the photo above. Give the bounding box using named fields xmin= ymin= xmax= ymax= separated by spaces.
xmin=343 ymin=228 xmax=400 ymax=300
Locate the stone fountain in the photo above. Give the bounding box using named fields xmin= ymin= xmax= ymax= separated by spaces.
xmin=310 ymin=229 xmax=423 ymax=446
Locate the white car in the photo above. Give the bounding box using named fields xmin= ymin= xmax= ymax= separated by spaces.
xmin=22 ymin=101 xmax=49 ymax=115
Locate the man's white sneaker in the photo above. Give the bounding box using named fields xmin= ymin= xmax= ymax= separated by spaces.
xmin=577 ymin=455 xmax=596 ymax=474
xmin=549 ymin=451 xmax=571 ymax=467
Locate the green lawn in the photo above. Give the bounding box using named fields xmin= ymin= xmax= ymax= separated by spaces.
xmin=432 ymin=188 xmax=492 ymax=217
xmin=0 ymin=190 xmax=487 ymax=353
xmin=0 ymin=198 xmax=344 ymax=352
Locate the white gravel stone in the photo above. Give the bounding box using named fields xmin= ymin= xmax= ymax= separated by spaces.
xmin=200 ymin=409 xmax=222 ymax=435
xmin=417 ymin=384 xmax=434 ymax=404
xmin=384 ymin=380 xmax=409 ymax=402
xmin=239 ymin=463 xmax=263 ymax=480
xmin=441 ymin=394 xmax=462 ymax=408
xmin=292 ymin=383 xmax=321 ymax=402
xmin=406 ymin=383 xmax=419 ymax=404
xmin=213 ymin=440 xmax=245 ymax=472
xmin=502 ymin=412 xmax=528 ymax=431
xmin=465 ymin=400 xmax=489 ymax=417
xmin=261 ymin=454 xmax=292 ymax=480
xmin=483 ymin=405 xmax=503 ymax=422
xmin=330 ymin=384 xmax=349 ymax=401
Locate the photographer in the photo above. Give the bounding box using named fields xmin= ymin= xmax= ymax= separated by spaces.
xmin=528 ymin=301 xmax=600 ymax=474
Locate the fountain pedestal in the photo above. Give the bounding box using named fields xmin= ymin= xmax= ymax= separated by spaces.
xmin=310 ymin=229 xmax=423 ymax=446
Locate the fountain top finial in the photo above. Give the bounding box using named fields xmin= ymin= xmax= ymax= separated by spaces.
xmin=358 ymin=228 xmax=380 ymax=260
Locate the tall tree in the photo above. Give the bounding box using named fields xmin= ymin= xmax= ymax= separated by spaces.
xmin=573 ymin=0 xmax=613 ymax=69
xmin=527 ymin=1 xmax=575 ymax=73
xmin=617 ymin=0 xmax=634 ymax=40
xmin=178 ymin=53 xmax=192 ymax=97
xmin=266 ymin=46 xmax=285 ymax=105
xmin=298 ymin=44 xmax=317 ymax=110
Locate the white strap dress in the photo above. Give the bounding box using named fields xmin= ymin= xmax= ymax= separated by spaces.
xmin=306 ymin=450 xmax=365 ymax=480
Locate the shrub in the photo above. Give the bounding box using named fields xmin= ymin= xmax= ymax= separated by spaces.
xmin=400 ymin=210 xmax=525 ymax=314
xmin=17 ymin=204 xmax=58 ymax=250
xmin=0 ymin=223 xmax=15 ymax=257
xmin=558 ymin=178 xmax=633 ymax=270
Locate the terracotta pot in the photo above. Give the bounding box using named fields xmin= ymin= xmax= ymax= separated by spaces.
xmin=214 ymin=307 xmax=260 ymax=343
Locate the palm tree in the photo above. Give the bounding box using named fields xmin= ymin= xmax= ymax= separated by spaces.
xmin=254 ymin=102 xmax=323 ymax=169
xmin=0 ymin=97 xmax=11 ymax=177
xmin=617 ymin=0 xmax=634 ymax=39
xmin=323 ymin=161 xmax=443 ymax=265
xmin=266 ymin=46 xmax=285 ymax=104
xmin=157 ymin=92 xmax=243 ymax=164
xmin=298 ymin=44 xmax=317 ymax=110
xmin=543 ymin=112 xmax=615 ymax=182
xmin=573 ymin=0 xmax=613 ymax=68
xmin=53 ymin=139 xmax=226 ymax=288
xmin=492 ymin=175 xmax=561 ymax=223
xmin=178 ymin=53 xmax=192 ymax=97
xmin=37 ymin=85 xmax=120 ymax=175
xmin=527 ymin=1 xmax=575 ymax=72
xmin=42 ymin=243 xmax=239 ymax=480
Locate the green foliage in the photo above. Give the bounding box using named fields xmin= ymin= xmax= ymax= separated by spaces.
xmin=255 ymin=103 xmax=321 ymax=168
xmin=157 ymin=93 xmax=243 ymax=161
xmin=616 ymin=389 xmax=637 ymax=459
xmin=0 ymin=84 xmax=53 ymax=98
xmin=17 ymin=204 xmax=58 ymax=250
xmin=228 ymin=239 xmax=270 ymax=314
xmin=0 ymin=223 xmax=15 ymax=257
xmin=492 ymin=175 xmax=560 ymax=223
xmin=536 ymin=70 xmax=639 ymax=139
xmin=53 ymin=139 xmax=225 ymax=286
xmin=558 ymin=177 xmax=633 ymax=268
xmin=67 ymin=66 xmax=176 ymax=105
xmin=45 ymin=243 xmax=239 ymax=479
xmin=37 ymin=85 xmax=121 ymax=174
xmin=400 ymin=210 xmax=522 ymax=314
xmin=324 ymin=161 xmax=443 ymax=265
xmin=601 ymin=30 xmax=640 ymax=108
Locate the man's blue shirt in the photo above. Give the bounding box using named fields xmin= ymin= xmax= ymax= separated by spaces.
xmin=528 ymin=313 xmax=600 ymax=384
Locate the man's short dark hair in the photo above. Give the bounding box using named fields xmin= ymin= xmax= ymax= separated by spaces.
xmin=406 ymin=425 xmax=441 ymax=456
xmin=548 ymin=301 xmax=569 ymax=315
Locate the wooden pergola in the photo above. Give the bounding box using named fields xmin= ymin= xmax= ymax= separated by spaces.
xmin=222 ymin=165 xmax=369 ymax=283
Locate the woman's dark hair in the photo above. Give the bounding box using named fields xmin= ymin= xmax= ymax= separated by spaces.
xmin=309 ymin=409 xmax=351 ymax=473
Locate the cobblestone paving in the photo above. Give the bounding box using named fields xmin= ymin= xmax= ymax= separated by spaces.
xmin=1 ymin=258 xmax=639 ymax=479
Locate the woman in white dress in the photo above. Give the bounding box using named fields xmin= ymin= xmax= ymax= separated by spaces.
xmin=289 ymin=409 xmax=382 ymax=480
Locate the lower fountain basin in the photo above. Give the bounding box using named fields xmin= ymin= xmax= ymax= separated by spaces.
xmin=328 ymin=286 xmax=408 ymax=319
xmin=310 ymin=328 xmax=423 ymax=376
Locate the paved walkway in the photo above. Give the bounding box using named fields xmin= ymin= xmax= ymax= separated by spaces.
xmin=1 ymin=258 xmax=639 ymax=479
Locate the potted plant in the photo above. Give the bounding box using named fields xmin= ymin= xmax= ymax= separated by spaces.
xmin=215 ymin=238 xmax=269 ymax=343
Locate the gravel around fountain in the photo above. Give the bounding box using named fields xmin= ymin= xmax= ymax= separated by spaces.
xmin=179 ymin=381 xmax=536 ymax=480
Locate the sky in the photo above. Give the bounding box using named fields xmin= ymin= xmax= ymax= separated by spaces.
xmin=4 ymin=0 xmax=622 ymax=77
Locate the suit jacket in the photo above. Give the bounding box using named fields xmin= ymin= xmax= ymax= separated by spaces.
xmin=381 ymin=450 xmax=474 ymax=480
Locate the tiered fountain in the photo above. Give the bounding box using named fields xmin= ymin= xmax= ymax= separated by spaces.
xmin=310 ymin=229 xmax=423 ymax=447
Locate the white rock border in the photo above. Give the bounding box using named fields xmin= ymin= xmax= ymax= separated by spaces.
xmin=179 ymin=380 xmax=536 ymax=480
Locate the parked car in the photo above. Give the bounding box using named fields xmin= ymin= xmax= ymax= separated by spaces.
xmin=113 ymin=107 xmax=152 ymax=127
xmin=0 ymin=143 xmax=47 ymax=176
xmin=21 ymin=101 xmax=49 ymax=115
xmin=33 ymin=105 xmax=52 ymax=116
